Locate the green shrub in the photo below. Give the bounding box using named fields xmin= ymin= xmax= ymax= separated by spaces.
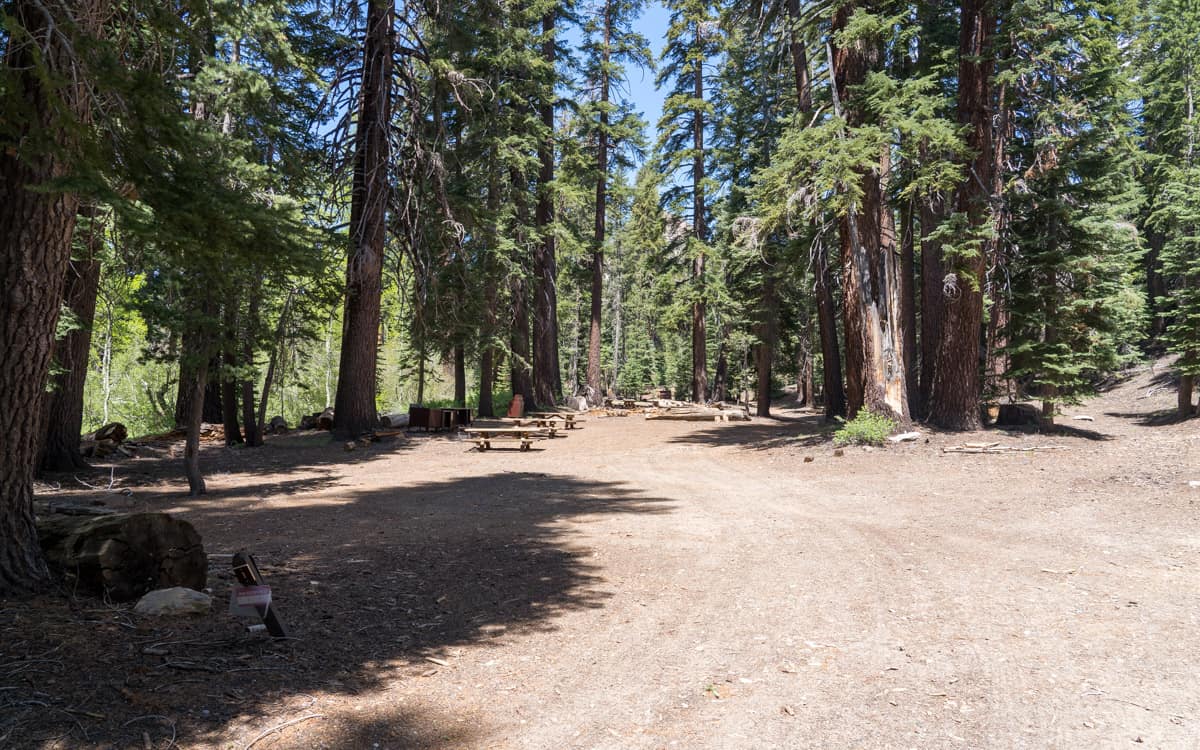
xmin=833 ymin=409 xmax=898 ymax=446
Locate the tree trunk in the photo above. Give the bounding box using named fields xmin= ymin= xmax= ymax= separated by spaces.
xmin=533 ymin=9 xmax=562 ymax=408
xmin=1179 ymin=373 xmax=1195 ymax=418
xmin=0 ymin=0 xmax=105 ymax=595
xmin=241 ymin=295 xmax=262 ymax=447
xmin=829 ymin=21 xmax=908 ymax=422
xmin=221 ymin=303 xmax=243 ymax=445
xmin=900 ymin=198 xmax=919 ymax=412
xmin=183 ymin=321 xmax=211 ymax=496
xmin=927 ymin=0 xmax=994 ymax=431
xmin=333 ymin=0 xmax=393 ymax=440
xmin=586 ymin=9 xmax=610 ymax=405
xmin=256 ymin=290 xmax=292 ymax=438
xmin=786 ymin=0 xmax=844 ymax=418
xmin=755 ymin=279 xmax=776 ymax=417
xmin=453 ymin=345 xmax=466 ymax=407
xmin=691 ymin=26 xmax=709 ymax=404
xmin=40 ymin=206 xmax=104 ymax=472
xmin=510 ymin=273 xmax=535 ymax=407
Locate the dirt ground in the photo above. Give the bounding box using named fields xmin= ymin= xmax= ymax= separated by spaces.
xmin=4 ymin=362 xmax=1199 ymax=749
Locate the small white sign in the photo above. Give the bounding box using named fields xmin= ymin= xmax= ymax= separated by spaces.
xmin=229 ymin=585 xmax=272 ymax=617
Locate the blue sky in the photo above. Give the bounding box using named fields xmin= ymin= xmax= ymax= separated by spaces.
xmin=626 ymin=0 xmax=670 ymax=140
xmin=564 ymin=0 xmax=671 ymax=145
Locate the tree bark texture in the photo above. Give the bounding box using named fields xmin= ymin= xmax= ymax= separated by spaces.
xmin=829 ymin=14 xmax=909 ymax=422
xmin=0 ymin=0 xmax=105 ymax=595
xmin=40 ymin=206 xmax=103 ymax=473
xmin=533 ymin=10 xmax=562 ymax=408
xmin=453 ymin=345 xmax=466 ymax=407
xmin=927 ymin=0 xmax=994 ymax=430
xmin=333 ymin=0 xmax=393 ymax=440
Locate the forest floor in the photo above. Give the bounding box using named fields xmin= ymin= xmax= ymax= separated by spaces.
xmin=6 ymin=361 xmax=1200 ymax=749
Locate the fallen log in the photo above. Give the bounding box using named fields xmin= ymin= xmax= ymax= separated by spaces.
xmin=36 ymin=512 xmax=207 ymax=601
xmin=83 ymin=422 xmax=128 ymax=445
xmin=645 ymin=407 xmax=750 ymax=422
xmin=316 ymin=407 xmax=335 ymax=431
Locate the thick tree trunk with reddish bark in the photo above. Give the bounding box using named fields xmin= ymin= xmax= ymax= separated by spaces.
xmin=927 ymin=0 xmax=995 ymax=430
xmin=1 ymin=0 xmax=105 ymax=595
xmin=831 ymin=4 xmax=908 ymax=422
xmin=40 ymin=208 xmax=103 ymax=473
xmin=333 ymin=0 xmax=393 ymax=440
xmin=534 ymin=11 xmax=562 ymax=409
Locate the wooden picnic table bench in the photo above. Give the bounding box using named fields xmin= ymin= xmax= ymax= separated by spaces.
xmin=463 ymin=426 xmax=549 ymax=451
xmin=526 ymin=412 xmax=586 ymax=429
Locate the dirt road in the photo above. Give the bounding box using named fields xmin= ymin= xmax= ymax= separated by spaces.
xmin=7 ymin=364 xmax=1199 ymax=748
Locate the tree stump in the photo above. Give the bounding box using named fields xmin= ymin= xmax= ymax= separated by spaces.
xmin=36 ymin=512 xmax=206 ymax=601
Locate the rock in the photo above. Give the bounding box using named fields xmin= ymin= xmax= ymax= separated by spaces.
xmin=1071 ymin=415 xmax=1095 ymax=422
xmin=888 ymin=431 xmax=921 ymax=443
xmin=568 ymin=396 xmax=588 ymax=412
xmin=833 ymin=448 xmax=844 ymax=457
xmin=803 ymin=456 xmax=814 ymax=463
xmin=1188 ymin=481 xmax=1200 ymax=489
xmin=133 ymin=587 xmax=211 ymax=617
xmin=299 ymin=412 xmax=320 ymax=430
xmin=268 ymin=415 xmax=289 ymax=433
xmin=344 ymin=441 xmax=356 ymax=452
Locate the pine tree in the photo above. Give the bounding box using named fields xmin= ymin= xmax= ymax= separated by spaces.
xmin=658 ymin=0 xmax=721 ymax=402
xmin=579 ymin=0 xmax=652 ymax=402
xmin=1001 ymin=0 xmax=1146 ymax=421
xmin=1140 ymin=0 xmax=1200 ymax=416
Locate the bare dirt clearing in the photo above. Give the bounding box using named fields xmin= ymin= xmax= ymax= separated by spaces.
xmin=5 ymin=363 xmax=1200 ymax=749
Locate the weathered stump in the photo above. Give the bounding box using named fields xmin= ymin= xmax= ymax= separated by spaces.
xmin=37 ymin=512 xmax=206 ymax=601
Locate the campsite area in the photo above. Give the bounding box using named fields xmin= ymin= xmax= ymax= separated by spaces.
xmin=5 ymin=364 xmax=1197 ymax=749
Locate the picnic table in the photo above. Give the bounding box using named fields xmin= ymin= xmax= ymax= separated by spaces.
xmin=526 ymin=412 xmax=585 ymax=429
xmin=463 ymin=426 xmax=549 ymax=451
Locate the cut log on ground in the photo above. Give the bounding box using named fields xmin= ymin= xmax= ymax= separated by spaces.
xmin=317 ymin=407 xmax=335 ymax=431
xmin=83 ymin=422 xmax=128 ymax=445
xmin=36 ymin=512 xmax=207 ymax=601
xmin=646 ymin=407 xmax=751 ymax=422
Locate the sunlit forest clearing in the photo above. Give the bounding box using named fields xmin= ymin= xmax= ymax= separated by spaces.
xmin=2 ymin=0 xmax=1199 ymax=747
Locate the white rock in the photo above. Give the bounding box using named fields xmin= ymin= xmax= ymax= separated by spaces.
xmin=1072 ymin=415 xmax=1095 ymax=421
xmin=133 ymin=587 xmax=212 ymax=617
xmin=888 ymin=431 xmax=921 ymax=443
xmin=569 ymin=396 xmax=588 ymax=412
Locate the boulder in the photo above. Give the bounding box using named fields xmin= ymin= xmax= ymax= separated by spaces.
xmin=268 ymin=415 xmax=289 ymax=434
xmin=133 ymin=587 xmax=212 ymax=617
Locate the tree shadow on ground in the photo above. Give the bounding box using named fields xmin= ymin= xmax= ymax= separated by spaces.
xmin=991 ymin=423 xmax=1115 ymax=441
xmin=1103 ymin=409 xmax=1193 ymax=427
xmin=3 ymin=471 xmax=671 ymax=748
xmin=37 ymin=430 xmax=423 ymax=507
xmin=666 ymin=410 xmax=834 ymax=451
